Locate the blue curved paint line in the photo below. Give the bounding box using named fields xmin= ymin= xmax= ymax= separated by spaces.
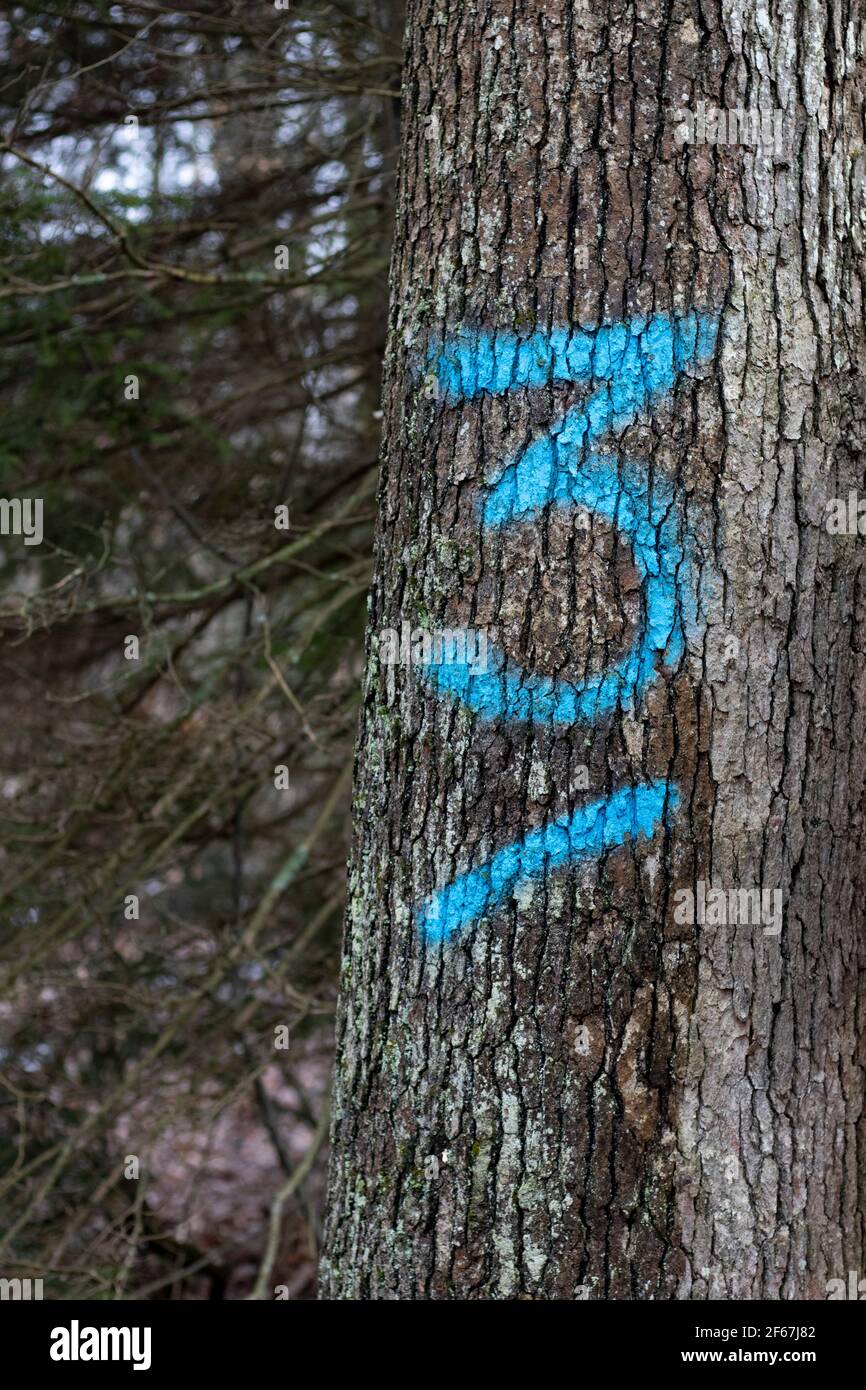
xmin=423 ymin=450 xmax=692 ymax=723
xmin=419 ymin=780 xmax=677 ymax=943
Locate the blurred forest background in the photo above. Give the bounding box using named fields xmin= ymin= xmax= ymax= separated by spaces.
xmin=0 ymin=0 xmax=401 ymax=1298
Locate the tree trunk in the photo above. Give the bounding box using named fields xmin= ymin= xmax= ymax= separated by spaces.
xmin=321 ymin=0 xmax=866 ymax=1299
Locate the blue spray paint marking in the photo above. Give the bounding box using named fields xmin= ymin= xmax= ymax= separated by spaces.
xmin=427 ymin=312 xmax=717 ymax=405
xmin=426 ymin=452 xmax=689 ymax=724
xmin=416 ymin=313 xmax=718 ymax=942
xmin=419 ymin=781 xmax=677 ymax=943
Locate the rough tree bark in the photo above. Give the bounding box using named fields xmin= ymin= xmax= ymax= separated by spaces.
xmin=321 ymin=0 xmax=866 ymax=1299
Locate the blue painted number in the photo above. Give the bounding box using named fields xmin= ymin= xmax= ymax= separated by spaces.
xmin=417 ymin=312 xmax=718 ymax=942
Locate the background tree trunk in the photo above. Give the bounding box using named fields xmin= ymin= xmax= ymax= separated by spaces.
xmin=321 ymin=0 xmax=866 ymax=1299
